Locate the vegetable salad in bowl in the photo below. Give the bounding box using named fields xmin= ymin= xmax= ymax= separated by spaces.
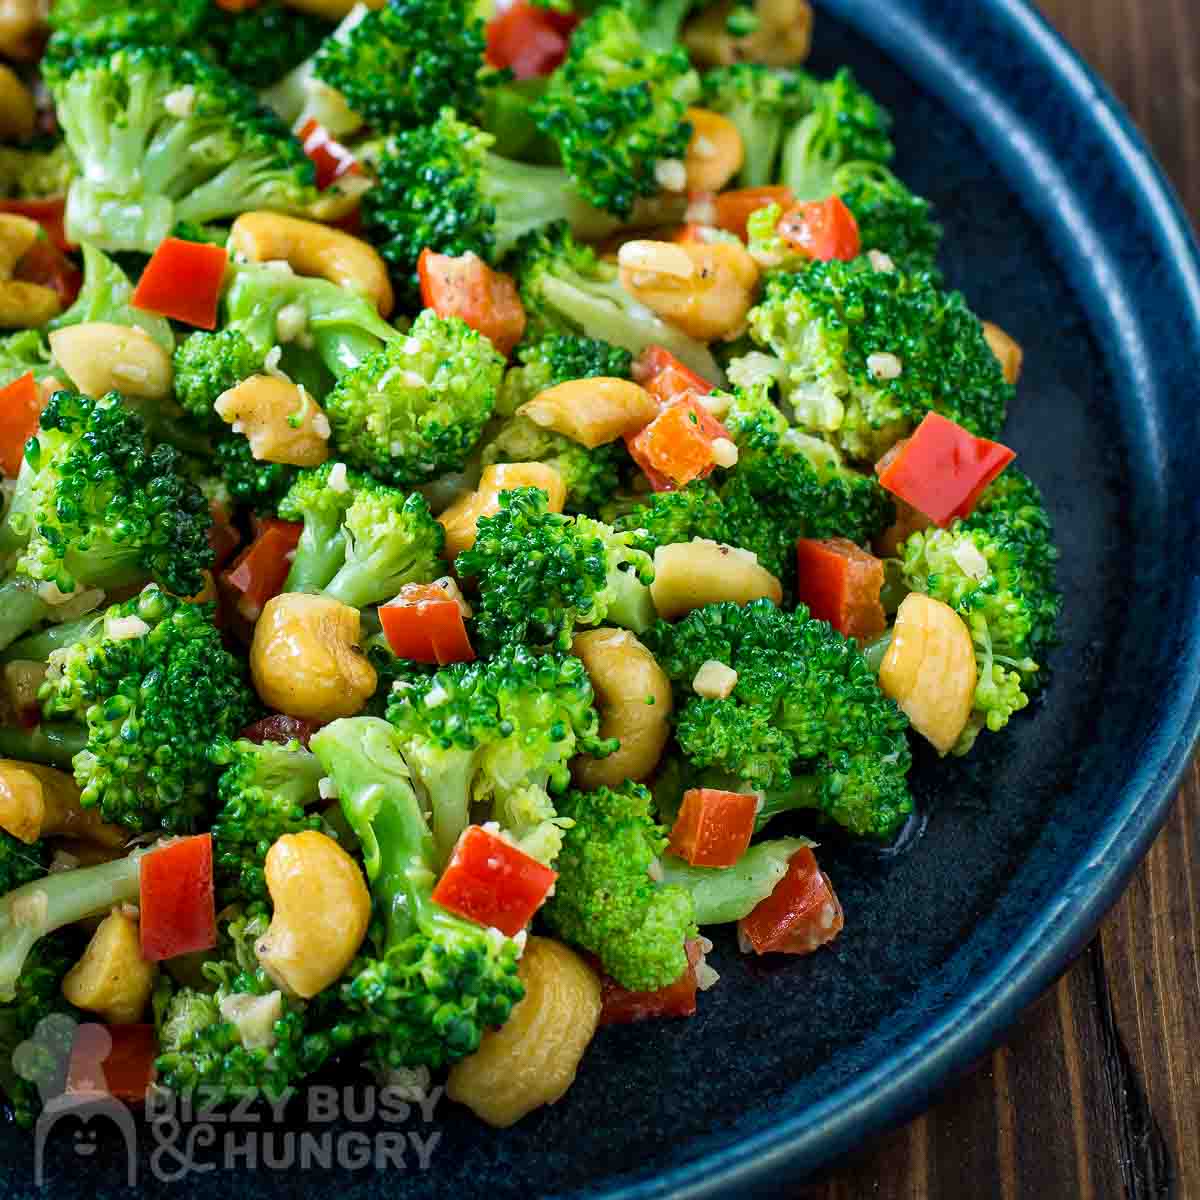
xmin=0 ymin=0 xmax=1059 ymax=1133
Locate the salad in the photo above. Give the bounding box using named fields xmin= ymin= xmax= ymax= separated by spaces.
xmin=0 ymin=0 xmax=1060 ymax=1133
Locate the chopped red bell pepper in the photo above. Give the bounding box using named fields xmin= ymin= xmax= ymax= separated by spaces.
xmin=0 ymin=372 xmax=42 ymax=478
xmin=240 ymin=714 xmax=324 ymax=749
xmin=738 ymin=847 xmax=843 ymax=955
xmin=298 ymin=118 xmax=363 ymax=192
xmin=794 ymin=537 xmax=886 ymax=642
xmin=139 ymin=835 xmax=217 ymax=962
xmin=669 ymin=788 xmax=757 ymax=868
xmin=0 ymin=196 xmax=73 ymax=252
xmin=15 ymin=237 xmax=82 ymax=310
xmin=625 ymin=393 xmax=731 ymax=491
xmin=431 ymin=825 xmax=557 ymax=937
xmin=713 ymin=185 xmax=795 ymax=241
xmin=776 ymin=195 xmax=861 ymax=262
xmin=220 ymin=518 xmax=302 ymax=623
xmin=418 ymin=249 xmax=526 ymax=357
xmin=633 ymin=344 xmax=714 ymax=406
xmin=379 ymin=581 xmax=476 ymax=665
xmin=599 ymin=939 xmax=704 ymax=1026
xmin=486 ymin=2 xmax=578 ymax=78
xmin=876 ymin=412 xmax=1016 ymax=527
xmin=206 ymin=499 xmax=242 ymax=573
xmin=66 ymin=1023 xmax=157 ymax=1103
xmin=132 ymin=237 xmax=229 ymax=330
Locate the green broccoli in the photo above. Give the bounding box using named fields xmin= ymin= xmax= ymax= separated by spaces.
xmin=893 ymin=469 xmax=1061 ymax=753
xmin=386 ymin=644 xmax=614 ymax=865
xmin=456 ymin=486 xmax=656 ymax=651
xmin=0 ymin=590 xmax=257 ymax=833
xmin=310 ymin=717 xmax=525 ymax=1071
xmin=277 ymin=462 xmax=363 ymax=594
xmin=46 ymin=0 xmax=208 ymax=49
xmin=531 ymin=4 xmax=699 ymax=216
xmin=44 ymin=45 xmax=318 ymax=253
xmin=0 ymin=144 xmax=76 ymax=201
xmin=210 ymin=738 xmax=328 ymax=904
xmin=173 ymin=329 xmax=267 ymax=429
xmin=198 ymin=0 xmax=332 ymax=88
xmin=735 ymin=259 xmax=1011 ymax=463
xmin=325 ymin=308 xmax=504 ymax=487
xmin=313 ymin=0 xmax=487 ymax=130
xmin=212 ymin=437 xmax=298 ymax=516
xmin=544 ymin=781 xmax=697 ymax=991
xmin=497 ymin=333 xmax=633 ymax=418
xmin=779 ymin=67 xmax=895 ymax=202
xmin=642 ymin=599 xmax=913 ymax=838
xmin=509 ymin=223 xmax=724 ymax=383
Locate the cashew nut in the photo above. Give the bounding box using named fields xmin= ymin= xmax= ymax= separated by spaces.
xmin=0 ymin=213 xmax=60 ymax=329
xmin=0 ymin=215 xmax=39 ymax=279
xmin=982 ymin=321 xmax=1024 ymax=386
xmin=447 ymin=937 xmax=601 ymax=1128
xmin=62 ymin=910 xmax=156 ymax=1025
xmin=618 ymin=239 xmax=760 ymax=341
xmin=0 ymin=0 xmax=47 ymax=62
xmin=0 ymin=759 xmax=126 ymax=848
xmin=571 ymin=629 xmax=672 ymax=789
xmin=255 ymin=830 xmax=371 ymax=999
xmin=214 ymin=375 xmax=331 ymax=468
xmin=519 ymin=377 xmax=658 ymax=450
xmin=684 ymin=108 xmax=745 ymax=195
xmin=48 ymin=323 xmax=173 ymax=400
xmin=250 ymin=593 xmax=377 ymax=721
xmin=230 ymin=212 xmax=394 ymax=318
xmin=684 ymin=0 xmax=813 ymax=67
xmin=650 ymin=539 xmax=783 ymax=620
xmin=439 ymin=462 xmax=567 ymax=560
xmin=0 ymin=64 xmax=35 ymax=142
xmin=879 ymin=592 xmax=977 ymax=754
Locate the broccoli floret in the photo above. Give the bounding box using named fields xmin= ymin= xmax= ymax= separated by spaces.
xmin=0 ymin=590 xmax=257 ymax=833
xmin=895 ymin=469 xmax=1061 ymax=753
xmin=497 ymin=333 xmax=633 ymax=417
xmin=836 ymin=163 xmax=943 ymax=274
xmin=198 ymin=0 xmax=331 ymax=87
xmin=456 ymin=486 xmax=656 ymax=651
xmin=46 ymin=0 xmax=208 ymax=48
xmin=0 ymin=932 xmax=81 ymax=1127
xmin=45 ymin=45 xmax=318 ymax=253
xmin=736 ymin=259 xmax=1011 ymax=463
xmin=313 ymin=0 xmax=486 ymax=130
xmin=173 ymin=329 xmax=267 ymax=429
xmin=360 ymin=110 xmax=627 ymax=304
xmin=531 ymin=4 xmax=699 ymax=216
xmin=509 ymin=223 xmax=724 ymax=383
xmin=779 ymin=67 xmax=895 ymax=202
xmin=210 ymin=738 xmax=327 ymax=903
xmin=310 ymin=717 xmax=525 ymax=1071
xmin=386 ymin=645 xmax=614 ymax=865
xmin=212 ymin=437 xmax=298 ymax=516
xmin=642 ymin=599 xmax=913 ymax=837
xmin=325 ymin=308 xmax=504 ymax=487
xmin=277 ymin=462 xmax=363 ymax=594
xmin=0 ymin=143 xmax=77 ymax=201
xmin=609 ymin=479 xmax=726 ymax=549
xmin=544 ymin=781 xmax=696 ymax=991
xmin=700 ymin=63 xmax=808 ymax=187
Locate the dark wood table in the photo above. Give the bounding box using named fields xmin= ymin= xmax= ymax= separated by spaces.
xmin=806 ymin=5 xmax=1200 ymax=1197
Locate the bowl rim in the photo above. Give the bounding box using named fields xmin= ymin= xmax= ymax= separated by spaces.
xmin=606 ymin=1 xmax=1200 ymax=1195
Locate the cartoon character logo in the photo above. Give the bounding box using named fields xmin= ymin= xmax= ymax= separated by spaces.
xmin=14 ymin=1016 xmax=139 ymax=1186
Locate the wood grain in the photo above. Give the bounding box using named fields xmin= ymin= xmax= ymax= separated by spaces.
xmin=806 ymin=3 xmax=1200 ymax=1196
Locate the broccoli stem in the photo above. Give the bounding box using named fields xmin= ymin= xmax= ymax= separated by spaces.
xmin=861 ymin=630 xmax=893 ymax=674
xmin=605 ymin=567 xmax=656 ymax=635
xmin=2 ymin=613 xmax=104 ymax=664
xmin=659 ymin=838 xmax=813 ymax=924
xmin=0 ymin=724 xmax=88 ymax=769
xmin=0 ymin=584 xmax=50 ymax=653
xmin=754 ymin=775 xmax=823 ymax=830
xmin=0 ymin=851 xmax=144 ymax=1001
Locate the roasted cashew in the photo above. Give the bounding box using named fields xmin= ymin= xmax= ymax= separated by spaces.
xmin=982 ymin=321 xmax=1024 ymax=386
xmin=214 ymin=375 xmax=331 ymax=468
xmin=255 ymin=830 xmax=371 ymax=999
xmin=439 ymin=463 xmax=567 ymax=559
xmin=571 ymin=629 xmax=672 ymax=790
xmin=0 ymin=0 xmax=48 ymax=62
xmin=0 ymin=759 xmax=126 ymax=848
xmin=230 ymin=212 xmax=394 ymax=317
xmin=0 ymin=213 xmax=59 ymax=328
xmin=519 ymin=377 xmax=658 ymax=450
xmin=684 ymin=0 xmax=813 ymax=67
xmin=250 ymin=593 xmax=377 ymax=720
xmin=62 ymin=910 xmax=156 ymax=1025
xmin=48 ymin=323 xmax=173 ymax=399
xmin=650 ymin=539 xmax=783 ymax=620
xmin=0 ymin=64 xmax=34 ymax=141
xmin=684 ymin=108 xmax=745 ymax=194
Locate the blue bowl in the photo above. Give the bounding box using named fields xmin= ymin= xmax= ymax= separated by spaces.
xmin=6 ymin=1 xmax=1200 ymax=1196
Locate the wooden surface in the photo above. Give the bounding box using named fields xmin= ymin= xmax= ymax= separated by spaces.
xmin=805 ymin=5 xmax=1200 ymax=1198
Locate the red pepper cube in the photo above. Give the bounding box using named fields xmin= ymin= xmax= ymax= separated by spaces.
xmin=0 ymin=372 xmax=43 ymax=478
xmin=738 ymin=847 xmax=844 ymax=956
xmin=626 ymin=395 xmax=731 ymax=491
xmin=139 ymin=835 xmax=217 ymax=962
xmin=633 ymin=345 xmax=714 ymax=405
xmin=379 ymin=581 xmax=475 ymax=666
xmin=776 ymin=195 xmax=861 ymax=262
xmin=132 ymin=237 xmax=229 ymax=329
xmin=418 ymin=249 xmax=526 ymax=357
xmin=713 ymin=186 xmax=795 ymax=242
xmin=432 ymin=825 xmax=557 ymax=938
xmin=598 ymin=939 xmax=704 ymax=1026
xmin=67 ymin=1023 xmax=157 ymax=1103
xmin=794 ymin=537 xmax=887 ymax=642
xmin=486 ymin=2 xmax=578 ymax=78
xmin=299 ymin=118 xmax=363 ymax=191
xmin=876 ymin=412 xmax=1016 ymax=527
xmin=219 ymin=518 xmax=302 ymax=623
xmin=668 ymin=788 xmax=757 ymax=868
